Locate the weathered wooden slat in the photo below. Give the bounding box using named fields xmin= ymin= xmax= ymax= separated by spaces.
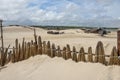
xmin=15 ymin=39 xmax=19 ymax=62
xmin=57 ymin=46 xmax=62 ymax=57
xmin=88 ymin=47 xmax=93 ymax=62
xmin=18 ymin=44 xmax=22 ymax=61
xmin=27 ymin=42 xmax=31 ymax=58
xmin=25 ymin=42 xmax=29 ymax=59
xmin=94 ymin=41 xmax=106 ymax=64
xmin=113 ymin=47 xmax=120 ymax=65
xmin=51 ymin=44 xmax=56 ymax=58
xmin=33 ymin=42 xmax=38 ymax=55
xmin=38 ymin=36 xmax=42 ymax=54
xmin=94 ymin=42 xmax=99 ymax=63
xmin=72 ymin=46 xmax=77 ymax=62
xmin=62 ymin=47 xmax=66 ymax=60
xmin=98 ymin=41 xmax=106 ymax=64
xmin=42 ymin=41 xmax=46 ymax=55
xmin=21 ymin=38 xmax=25 ymax=60
xmin=32 ymin=44 xmax=35 ymax=56
xmin=1 ymin=45 xmax=10 ymax=66
xmin=117 ymin=30 xmax=120 ymax=55
xmin=80 ymin=47 xmax=86 ymax=62
xmin=34 ymin=28 xmax=37 ymax=45
xmin=78 ymin=48 xmax=82 ymax=62
xmin=46 ymin=41 xmax=51 ymax=57
xmin=66 ymin=44 xmax=72 ymax=59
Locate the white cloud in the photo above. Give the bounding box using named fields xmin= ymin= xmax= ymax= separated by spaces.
xmin=118 ymin=17 xmax=120 ymax=20
xmin=0 ymin=0 xmax=120 ymax=27
xmin=0 ymin=0 xmax=67 ymax=25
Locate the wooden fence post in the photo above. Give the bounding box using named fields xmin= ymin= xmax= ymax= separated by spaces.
xmin=33 ymin=42 xmax=38 ymax=55
xmin=80 ymin=47 xmax=86 ymax=62
xmin=51 ymin=44 xmax=56 ymax=58
xmin=25 ymin=42 xmax=29 ymax=59
xmin=78 ymin=48 xmax=82 ymax=62
xmin=109 ymin=47 xmax=120 ymax=65
xmin=57 ymin=46 xmax=62 ymax=57
xmin=62 ymin=47 xmax=67 ymax=60
xmin=25 ymin=42 xmax=27 ymax=59
xmin=117 ymin=30 xmax=120 ymax=55
xmin=18 ymin=44 xmax=21 ymax=61
xmin=94 ymin=42 xmax=99 ymax=63
xmin=98 ymin=41 xmax=106 ymax=64
xmin=38 ymin=36 xmax=42 ymax=54
xmin=28 ymin=42 xmax=31 ymax=58
xmin=88 ymin=47 xmax=93 ymax=62
xmin=21 ymin=38 xmax=25 ymax=60
xmin=95 ymin=41 xmax=106 ymax=64
xmin=24 ymin=42 xmax=27 ymax=59
xmin=109 ymin=47 xmax=115 ymax=65
xmin=31 ymin=42 xmax=35 ymax=56
xmin=34 ymin=28 xmax=37 ymax=45
xmin=66 ymin=44 xmax=72 ymax=59
xmin=46 ymin=41 xmax=51 ymax=57
xmin=72 ymin=46 xmax=77 ymax=62
xmin=0 ymin=19 xmax=4 ymax=66
xmin=42 ymin=41 xmax=46 ymax=55
xmin=15 ymin=39 xmax=19 ymax=62
xmin=1 ymin=45 xmax=10 ymax=66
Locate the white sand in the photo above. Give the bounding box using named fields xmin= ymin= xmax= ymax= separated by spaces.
xmin=3 ymin=26 xmax=117 ymax=54
xmin=0 ymin=55 xmax=120 ymax=80
xmin=0 ymin=26 xmax=119 ymax=80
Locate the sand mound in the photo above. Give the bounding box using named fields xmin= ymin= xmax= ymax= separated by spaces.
xmin=0 ymin=26 xmax=118 ymax=80
xmin=0 ymin=55 xmax=120 ymax=80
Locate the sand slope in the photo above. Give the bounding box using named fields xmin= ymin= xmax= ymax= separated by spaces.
xmin=0 ymin=26 xmax=119 ymax=80
xmin=0 ymin=55 xmax=120 ymax=80
xmin=2 ymin=26 xmax=117 ymax=54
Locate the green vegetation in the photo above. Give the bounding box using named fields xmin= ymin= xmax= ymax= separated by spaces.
xmin=9 ymin=24 xmax=119 ymax=31
xmin=31 ymin=25 xmax=119 ymax=31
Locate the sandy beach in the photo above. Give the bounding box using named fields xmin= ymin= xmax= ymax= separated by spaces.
xmin=0 ymin=26 xmax=119 ymax=80
xmin=3 ymin=26 xmax=117 ymax=54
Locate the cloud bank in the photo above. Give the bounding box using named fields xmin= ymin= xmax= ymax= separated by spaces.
xmin=0 ymin=0 xmax=120 ymax=27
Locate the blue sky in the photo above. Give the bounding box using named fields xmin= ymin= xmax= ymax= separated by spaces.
xmin=0 ymin=0 xmax=120 ymax=27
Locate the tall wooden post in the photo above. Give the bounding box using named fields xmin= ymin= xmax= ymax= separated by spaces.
xmin=117 ymin=29 xmax=120 ymax=55
xmin=0 ymin=19 xmax=4 ymax=66
xmin=34 ymin=28 xmax=37 ymax=44
xmin=0 ymin=19 xmax=4 ymax=50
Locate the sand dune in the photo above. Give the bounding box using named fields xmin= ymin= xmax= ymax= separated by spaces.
xmin=2 ymin=26 xmax=117 ymax=54
xmin=0 ymin=26 xmax=119 ymax=80
xmin=0 ymin=55 xmax=120 ymax=80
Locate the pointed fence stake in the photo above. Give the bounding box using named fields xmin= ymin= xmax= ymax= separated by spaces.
xmin=57 ymin=46 xmax=62 ymax=57
xmin=66 ymin=44 xmax=72 ymax=59
xmin=117 ymin=30 xmax=120 ymax=55
xmin=88 ymin=47 xmax=93 ymax=62
xmin=80 ymin=47 xmax=86 ymax=62
xmin=72 ymin=46 xmax=77 ymax=62
xmin=62 ymin=47 xmax=67 ymax=60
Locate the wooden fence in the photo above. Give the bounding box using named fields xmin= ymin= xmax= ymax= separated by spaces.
xmin=0 ymin=34 xmax=120 ymax=67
